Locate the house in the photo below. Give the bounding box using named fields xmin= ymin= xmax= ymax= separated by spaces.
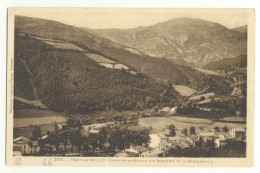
xmin=114 ymin=146 xmax=143 ymax=157
xmin=199 ymin=132 xmax=215 ymax=143
xmin=141 ymin=149 xmax=165 ymax=157
xmin=186 ymin=135 xmax=199 ymax=147
xmin=159 ymin=107 xmax=170 ymax=115
xmin=30 ymin=141 xmax=40 ymax=154
xmin=134 ymin=146 xmax=150 ymax=155
xmin=168 ymin=136 xmax=181 ymax=142
xmin=13 ymin=136 xmax=40 ymax=155
xmin=158 ymin=133 xmax=167 ymax=144
xmin=13 ymin=136 xmax=30 ymax=155
xmin=168 ymin=107 xmax=178 ymax=115
xmin=215 ymin=138 xmax=226 ymax=148
xmin=114 ymin=152 xmax=130 ymax=157
xmin=229 ymin=128 xmax=246 ymax=139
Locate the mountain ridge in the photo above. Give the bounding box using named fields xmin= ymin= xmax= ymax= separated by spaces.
xmin=15 ymin=15 xmax=232 ymax=97
xmin=87 ymin=17 xmax=247 ymax=67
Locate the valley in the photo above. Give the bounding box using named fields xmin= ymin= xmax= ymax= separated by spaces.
xmin=12 ymin=15 xmax=247 ymax=158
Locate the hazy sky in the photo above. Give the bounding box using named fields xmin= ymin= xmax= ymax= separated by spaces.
xmin=12 ymin=8 xmax=249 ymax=29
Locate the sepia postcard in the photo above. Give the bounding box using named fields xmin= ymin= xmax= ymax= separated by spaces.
xmin=6 ymin=8 xmax=255 ymax=166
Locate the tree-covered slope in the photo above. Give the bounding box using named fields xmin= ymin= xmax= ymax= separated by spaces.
xmin=15 ymin=32 xmax=181 ymax=114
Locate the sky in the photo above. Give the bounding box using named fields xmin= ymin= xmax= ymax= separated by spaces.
xmin=11 ymin=8 xmax=249 ymax=29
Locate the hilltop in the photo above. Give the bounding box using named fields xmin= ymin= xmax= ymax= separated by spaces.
xmin=88 ymin=17 xmax=247 ymax=67
xmin=232 ymin=25 xmax=247 ymax=34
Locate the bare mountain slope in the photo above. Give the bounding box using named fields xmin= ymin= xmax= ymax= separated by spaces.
xmin=88 ymin=18 xmax=247 ymax=67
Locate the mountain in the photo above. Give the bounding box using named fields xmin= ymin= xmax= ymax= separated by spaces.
xmin=15 ymin=16 xmax=232 ymax=101
xmin=232 ymin=25 xmax=247 ymax=34
xmin=203 ymin=54 xmax=247 ymax=71
xmin=87 ymin=17 xmax=247 ymax=67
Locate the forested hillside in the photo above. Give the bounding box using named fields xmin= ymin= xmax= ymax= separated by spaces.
xmin=14 ymin=32 xmax=181 ymax=114
xmin=15 ymin=16 xmax=231 ymax=95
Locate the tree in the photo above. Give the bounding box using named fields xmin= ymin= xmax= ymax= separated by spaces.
xmin=54 ymin=121 xmax=59 ymax=131
xmin=67 ymin=119 xmax=76 ymax=128
xmin=100 ymin=117 xmax=106 ymax=123
xmin=96 ymin=118 xmax=101 ymax=124
xmin=48 ymin=133 xmax=62 ymax=152
xmin=214 ymin=126 xmax=220 ymax=132
xmin=168 ymin=124 xmax=176 ymax=137
xmin=182 ymin=128 xmax=188 ymax=137
xmin=190 ymin=126 xmax=196 ymax=135
xmin=32 ymin=126 xmax=41 ymax=140
xmin=60 ymin=131 xmax=70 ymax=152
xmin=197 ymin=137 xmax=204 ymax=148
xmin=222 ymin=126 xmax=229 ymax=132
xmin=87 ymin=133 xmax=99 ymax=153
xmin=38 ymin=139 xmax=47 ymax=154
xmin=70 ymin=130 xmax=86 ymax=153
xmin=108 ymin=127 xmax=127 ymax=151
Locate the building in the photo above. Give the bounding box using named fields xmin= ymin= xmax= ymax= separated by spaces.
xmin=13 ymin=136 xmax=40 ymax=156
xmin=199 ymin=132 xmax=215 ymax=143
xmin=229 ymin=128 xmax=246 ymax=139
xmin=159 ymin=107 xmax=171 ymax=115
xmin=215 ymin=135 xmax=227 ymax=148
xmin=13 ymin=136 xmax=30 ymax=155
xmin=168 ymin=107 xmax=178 ymax=115
xmin=141 ymin=149 xmax=165 ymax=157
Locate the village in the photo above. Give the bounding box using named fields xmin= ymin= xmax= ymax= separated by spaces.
xmin=13 ymin=85 xmax=246 ymax=157
xmin=13 ymin=41 xmax=247 ymax=157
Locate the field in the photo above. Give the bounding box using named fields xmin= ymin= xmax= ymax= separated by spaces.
xmin=15 ymin=97 xmax=47 ymax=109
xmin=124 ymin=47 xmax=143 ymax=55
xmin=14 ymin=109 xmax=68 ymax=138
xmin=138 ymin=116 xmax=245 ymax=134
xmin=173 ymin=85 xmax=197 ymax=96
xmin=14 ymin=109 xmax=66 ymax=118
xmin=43 ymin=40 xmax=87 ymax=51
xmin=114 ymin=63 xmax=129 ymax=70
xmin=195 ymin=68 xmax=220 ymax=76
xmin=14 ymin=123 xmax=57 ymax=138
xmin=85 ymin=53 xmax=115 ymax=63
xmin=32 ymin=36 xmax=87 ymax=52
xmin=14 ymin=116 xmax=67 ymax=128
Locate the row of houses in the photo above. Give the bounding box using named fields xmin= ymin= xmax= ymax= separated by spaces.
xmin=157 ymin=127 xmax=246 ymax=150
xmin=112 ymin=127 xmax=246 ymax=158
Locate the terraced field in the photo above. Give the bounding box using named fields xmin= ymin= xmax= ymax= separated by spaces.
xmin=85 ymin=53 xmax=115 ymax=63
xmin=43 ymin=40 xmax=87 ymax=51
xmin=32 ymin=36 xmax=87 ymax=52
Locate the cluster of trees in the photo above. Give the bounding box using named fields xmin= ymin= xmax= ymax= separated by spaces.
xmin=96 ymin=115 xmax=127 ymax=124
xmin=36 ymin=119 xmax=151 ymax=156
xmin=167 ymin=124 xmax=197 ymax=137
xmin=14 ymin=32 xmax=180 ymax=114
xmin=167 ymin=125 xmax=229 ymax=138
